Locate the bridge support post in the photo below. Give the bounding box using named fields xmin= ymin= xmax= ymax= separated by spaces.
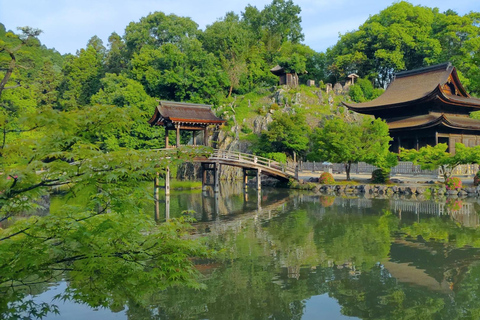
xmin=202 ymin=163 xmax=208 ymax=191
xmin=165 ymin=194 xmax=170 ymax=221
xmin=214 ymin=162 xmax=220 ymax=193
xmin=256 ymin=169 xmax=262 ymax=190
xmin=243 ymin=168 xmax=248 ymax=190
xmin=295 ymin=164 xmax=299 ymax=180
xmin=165 ymin=166 xmax=170 ymax=196
xmin=154 ymin=173 xmax=160 ymax=221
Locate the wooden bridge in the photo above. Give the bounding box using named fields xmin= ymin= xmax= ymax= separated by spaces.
xmin=195 ymin=149 xmax=298 ymax=192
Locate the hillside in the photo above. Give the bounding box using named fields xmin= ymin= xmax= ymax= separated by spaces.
xmin=214 ymin=83 xmax=364 ymax=153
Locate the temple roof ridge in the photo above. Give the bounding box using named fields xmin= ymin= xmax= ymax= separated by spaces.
xmin=343 ymin=62 xmax=480 ymax=114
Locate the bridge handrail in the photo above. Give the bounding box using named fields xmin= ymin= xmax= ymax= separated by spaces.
xmin=208 ymin=149 xmax=296 ymax=174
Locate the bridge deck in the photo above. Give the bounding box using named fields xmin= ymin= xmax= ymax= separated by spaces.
xmin=195 ymin=149 xmax=297 ymax=181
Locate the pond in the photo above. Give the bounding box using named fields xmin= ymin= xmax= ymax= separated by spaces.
xmin=4 ymin=182 xmax=480 ymax=319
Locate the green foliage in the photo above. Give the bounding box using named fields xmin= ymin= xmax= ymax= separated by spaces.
xmin=170 ymin=180 xmax=202 ymax=190
xmin=371 ymin=168 xmax=389 ymax=183
xmin=264 ymin=152 xmax=287 ymax=163
xmin=348 ymin=78 xmax=383 ymax=102
xmin=326 ymin=2 xmax=480 ymax=94
xmin=277 ymin=53 xmax=306 ymax=75
xmin=129 ymin=39 xmax=228 ymax=104
xmin=311 ymin=117 xmax=395 ymax=180
xmin=58 ymin=44 xmax=105 ymax=109
xmin=319 ymin=172 xmax=335 ymax=184
xmin=201 ymin=12 xmax=250 ymax=97
xmin=254 ymin=111 xmax=310 ymax=158
xmin=400 ymin=143 xmax=480 ymax=182
xmin=123 ymin=12 xmax=200 ymax=57
xmin=445 ymin=177 xmax=462 ymax=190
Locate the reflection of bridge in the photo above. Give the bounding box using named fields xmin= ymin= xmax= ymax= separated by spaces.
xmin=195 ymin=149 xmax=298 ymax=192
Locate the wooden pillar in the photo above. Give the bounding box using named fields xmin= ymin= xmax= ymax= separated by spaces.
xmin=243 ymin=168 xmax=248 ymax=189
xmin=256 ymin=169 xmax=262 ymax=190
xmin=257 ymin=188 xmax=262 ymax=213
xmin=214 ymin=192 xmax=220 ymax=220
xmin=193 ymin=131 xmax=196 ymax=146
xmin=165 ymin=194 xmax=170 ymax=221
xmin=214 ymin=162 xmax=220 ymax=193
xmin=204 ymin=127 xmax=209 ymax=147
xmin=397 ymin=136 xmax=401 ymax=153
xmin=154 ymin=174 xmax=160 ymax=221
xmin=165 ymin=166 xmax=170 ymax=195
xmin=176 ymin=124 xmax=180 ymax=148
xmin=435 ymin=132 xmax=438 ymax=145
xmin=165 ymin=128 xmax=169 ymax=148
xmin=202 ymin=164 xmax=208 ymax=191
xmin=415 ymin=136 xmax=419 ymax=151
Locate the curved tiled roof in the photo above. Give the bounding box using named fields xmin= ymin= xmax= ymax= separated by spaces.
xmin=388 ymin=113 xmax=480 ymax=131
xmin=343 ymin=63 xmax=480 ymax=113
xmin=148 ymin=101 xmax=225 ymax=126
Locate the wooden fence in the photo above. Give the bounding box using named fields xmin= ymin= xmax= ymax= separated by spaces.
xmin=297 ymin=161 xmax=479 ymax=177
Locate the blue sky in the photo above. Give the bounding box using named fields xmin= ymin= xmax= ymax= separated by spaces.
xmin=0 ymin=0 xmax=479 ymax=55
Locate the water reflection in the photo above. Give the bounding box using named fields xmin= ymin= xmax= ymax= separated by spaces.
xmin=5 ymin=183 xmax=480 ymax=319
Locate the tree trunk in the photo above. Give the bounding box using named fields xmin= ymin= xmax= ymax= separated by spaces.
xmin=0 ymin=51 xmax=16 ymax=99
xmin=345 ymin=162 xmax=351 ymax=181
xmin=227 ymin=85 xmax=233 ymax=98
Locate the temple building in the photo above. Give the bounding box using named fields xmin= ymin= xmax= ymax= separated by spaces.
xmin=148 ymin=100 xmax=225 ymax=148
xmin=270 ymin=65 xmax=299 ymax=87
xmin=343 ymin=63 xmax=480 ymax=153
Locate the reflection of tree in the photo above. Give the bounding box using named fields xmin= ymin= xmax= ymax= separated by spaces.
xmin=7 ymin=195 xmax=480 ymax=319
xmin=314 ymin=212 xmax=395 ymax=270
xmin=327 ymin=265 xmax=446 ymax=319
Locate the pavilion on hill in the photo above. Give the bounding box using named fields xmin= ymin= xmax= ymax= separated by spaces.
xmin=270 ymin=65 xmax=299 ymax=87
xmin=343 ymin=62 xmax=480 ymax=154
xmin=148 ymin=100 xmax=225 ymax=148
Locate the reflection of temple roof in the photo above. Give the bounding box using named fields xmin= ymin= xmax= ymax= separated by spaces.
xmin=343 ymin=63 xmax=480 ymax=115
xmin=382 ymin=260 xmax=452 ymax=293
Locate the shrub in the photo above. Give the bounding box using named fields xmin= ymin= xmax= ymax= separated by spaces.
xmin=445 ymin=177 xmax=462 ymax=190
xmin=474 ymin=171 xmax=480 ymax=186
xmin=319 ymin=172 xmax=335 ymax=184
xmin=241 ymin=126 xmax=252 ymax=134
xmin=264 ymin=152 xmax=287 ymax=164
xmin=371 ymin=169 xmax=389 ymax=183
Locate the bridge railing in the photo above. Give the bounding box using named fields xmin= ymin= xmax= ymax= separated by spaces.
xmin=208 ymin=149 xmax=296 ymax=175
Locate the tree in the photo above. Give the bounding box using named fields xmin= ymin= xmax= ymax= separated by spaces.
xmin=58 ymin=43 xmax=105 ymax=109
xmin=242 ymin=0 xmax=304 ymax=64
xmin=123 ymin=12 xmax=200 ymax=58
xmin=433 ymin=11 xmax=480 ymax=95
xmin=400 ymin=143 xmax=480 ymax=182
xmin=311 ymin=117 xmax=395 ymax=180
xmin=90 ymin=73 xmax=162 ymax=149
xmin=104 ymin=32 xmax=127 ymax=75
xmin=129 ymin=38 xmax=228 ymax=104
xmin=348 ymin=78 xmax=384 ymax=103
xmin=255 ymin=112 xmax=310 ymax=159
xmin=327 ymin=2 xmax=442 ymax=87
xmin=202 ymin=12 xmax=250 ymax=98
xmin=0 ymin=26 xmax=42 ymax=100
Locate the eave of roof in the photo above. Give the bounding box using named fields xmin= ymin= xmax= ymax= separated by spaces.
xmin=388 ymin=113 xmax=480 ymax=131
xmin=148 ymin=100 xmax=226 ymax=126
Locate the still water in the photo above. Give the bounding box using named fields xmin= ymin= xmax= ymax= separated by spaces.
xmin=7 ymin=182 xmax=480 ymax=319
